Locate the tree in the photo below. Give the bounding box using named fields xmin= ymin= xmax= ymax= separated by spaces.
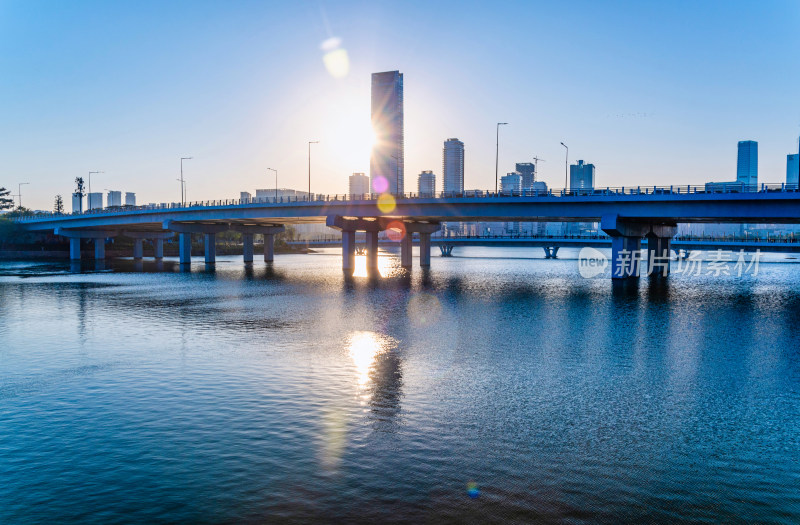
xmin=0 ymin=187 xmax=14 ymax=210
xmin=54 ymin=195 xmax=64 ymax=214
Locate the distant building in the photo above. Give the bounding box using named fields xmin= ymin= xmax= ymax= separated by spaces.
xmin=370 ymin=70 xmax=404 ymax=194
xmin=516 ymin=162 xmax=536 ymax=190
xmin=500 ymin=172 xmax=522 ymax=194
xmin=349 ymin=172 xmax=370 ymax=197
xmin=72 ymin=193 xmax=82 ymax=213
xmin=255 ymin=188 xmax=311 ymax=202
xmin=240 ymin=191 xmax=252 ymax=204
xmin=418 ymin=170 xmax=436 ymax=195
xmin=443 ymin=138 xmax=465 ymax=193
xmin=106 ymin=191 xmax=122 ymax=207
xmin=569 ymin=160 xmax=595 ymax=191
xmin=125 ymin=192 xmax=136 ymax=206
xmin=87 ymin=192 xmax=103 ymax=210
xmin=736 ymin=140 xmax=758 ymax=186
xmin=787 ymin=153 xmax=799 ymax=186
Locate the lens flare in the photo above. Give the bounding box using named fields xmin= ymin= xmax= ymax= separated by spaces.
xmin=321 ymin=37 xmax=349 ymax=78
xmin=386 ymin=220 xmax=406 ymax=241
xmin=407 ymin=292 xmax=442 ymax=326
xmin=467 ymin=481 xmax=480 ymax=499
xmin=377 ymin=193 xmax=396 ymax=213
xmin=372 ymin=176 xmax=389 ymax=193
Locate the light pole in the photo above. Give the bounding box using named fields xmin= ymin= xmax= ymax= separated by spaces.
xmin=88 ymin=170 xmax=103 ymax=198
xmin=495 ymin=122 xmax=508 ymax=193
xmin=267 ymin=168 xmax=278 ymax=200
xmin=308 ymin=141 xmax=319 ymax=198
xmin=560 ymin=142 xmax=569 ymax=191
xmin=18 ymin=182 xmax=29 ymax=208
xmin=179 ymin=157 xmax=192 ymax=205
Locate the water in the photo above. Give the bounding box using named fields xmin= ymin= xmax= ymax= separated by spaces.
xmin=1 ymin=248 xmax=798 ymax=523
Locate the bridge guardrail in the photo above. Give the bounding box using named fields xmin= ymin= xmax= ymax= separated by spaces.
xmin=10 ymin=182 xmax=800 ymax=222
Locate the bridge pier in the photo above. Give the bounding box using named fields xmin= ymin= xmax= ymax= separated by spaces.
xmin=242 ymin=234 xmax=254 ymax=263
xmin=342 ymin=230 xmax=356 ymax=273
xmin=544 ymin=246 xmax=560 ymax=259
xmin=440 ymin=245 xmax=454 ymax=257
xmin=204 ymin=233 xmax=216 ymax=264
xmin=366 ymin=231 xmax=379 ymax=270
xmin=133 ymin=239 xmax=144 ymax=260
xmin=228 ymin=225 xmax=284 ymax=263
xmin=419 ymin=232 xmax=432 ymax=267
xmin=70 ymin=238 xmax=81 ymax=260
xmin=55 ymin=228 xmax=117 ymax=261
xmin=601 ymin=215 xmax=651 ymax=279
xmin=645 ymin=226 xmax=677 ymax=277
xmin=400 ymin=234 xmax=413 ymax=268
xmin=154 ymin=238 xmax=164 ymax=259
xmin=179 ymin=233 xmax=192 ymax=265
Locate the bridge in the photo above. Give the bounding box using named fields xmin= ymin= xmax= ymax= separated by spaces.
xmin=13 ymin=184 xmax=800 ymax=279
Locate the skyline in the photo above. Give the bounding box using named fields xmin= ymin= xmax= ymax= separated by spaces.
xmin=2 ymin=1 xmax=800 ymax=210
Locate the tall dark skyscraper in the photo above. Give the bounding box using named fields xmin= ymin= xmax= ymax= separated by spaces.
xmin=736 ymin=140 xmax=758 ymax=186
xmin=443 ymin=138 xmax=464 ymax=193
xmin=370 ymin=71 xmax=404 ymax=194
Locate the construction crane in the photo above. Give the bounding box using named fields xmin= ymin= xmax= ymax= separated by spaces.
xmin=532 ymin=156 xmax=546 ymax=181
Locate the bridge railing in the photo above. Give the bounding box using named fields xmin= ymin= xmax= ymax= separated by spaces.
xmin=11 ymin=182 xmax=800 ymax=222
xmin=292 ymin=233 xmax=800 ymax=244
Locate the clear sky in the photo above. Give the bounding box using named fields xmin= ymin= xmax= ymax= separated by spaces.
xmin=2 ymin=0 xmax=800 ymax=210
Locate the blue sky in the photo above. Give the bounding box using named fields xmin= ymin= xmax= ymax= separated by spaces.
xmin=2 ymin=0 xmax=799 ymax=210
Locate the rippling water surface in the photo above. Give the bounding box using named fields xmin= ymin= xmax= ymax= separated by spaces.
xmin=1 ymin=248 xmax=798 ymax=523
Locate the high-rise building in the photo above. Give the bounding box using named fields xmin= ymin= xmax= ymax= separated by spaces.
xmin=516 ymin=162 xmax=536 ymax=190
xmin=736 ymin=140 xmax=758 ymax=186
xmin=500 ymin=172 xmax=522 ymax=194
xmin=569 ymin=160 xmax=595 ymax=191
xmin=106 ymin=191 xmax=122 ymax=207
xmin=125 ymin=192 xmax=136 ymax=206
xmin=87 ymin=192 xmax=103 ymax=210
xmin=72 ymin=193 xmax=82 ymax=213
xmin=787 ymin=153 xmax=799 ymax=186
xmin=349 ymin=172 xmax=370 ymax=197
xmin=443 ymin=138 xmax=465 ymax=193
xmin=418 ymin=170 xmax=436 ymax=195
xmin=370 ymin=71 xmax=404 ymax=194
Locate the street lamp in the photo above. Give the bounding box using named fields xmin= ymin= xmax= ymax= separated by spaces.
xmin=18 ymin=182 xmax=29 ymax=208
xmin=560 ymin=142 xmax=569 ymax=191
xmin=495 ymin=122 xmax=508 ymax=193
xmin=88 ymin=170 xmax=103 ymax=197
xmin=308 ymin=141 xmax=319 ymax=198
xmin=178 ymin=157 xmax=192 ymax=205
xmin=267 ymin=168 xmax=278 ymax=200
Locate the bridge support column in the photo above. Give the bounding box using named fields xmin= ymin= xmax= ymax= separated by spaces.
xmin=366 ymin=230 xmax=379 ymax=270
xmin=544 ymin=246 xmax=560 ymax=259
xmin=179 ymin=233 xmax=192 ymax=265
xmin=400 ymin=234 xmax=413 ymax=268
xmin=133 ymin=239 xmax=144 ymax=260
xmin=601 ymin=214 xmax=652 ymax=279
xmin=342 ymin=230 xmax=356 ymax=274
xmin=55 ymin=228 xmax=118 ymax=261
xmin=645 ymin=225 xmax=677 ymax=277
xmin=70 ymin=238 xmax=81 ymax=260
xmin=263 ymin=234 xmax=275 ymax=262
xmin=94 ymin=239 xmax=105 ymax=260
xmin=242 ymin=234 xmax=254 ymax=263
xmin=154 ymin=239 xmax=164 ymax=259
xmin=204 ymin=233 xmax=216 ymax=264
xmin=419 ymin=232 xmax=432 ymax=267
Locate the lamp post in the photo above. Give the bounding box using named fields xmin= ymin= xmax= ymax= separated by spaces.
xmin=495 ymin=122 xmax=508 ymax=193
xmin=308 ymin=141 xmax=319 ymax=198
xmin=560 ymin=142 xmax=569 ymax=191
xmin=88 ymin=170 xmax=103 ymax=198
xmin=18 ymin=182 xmax=29 ymax=208
xmin=267 ymin=168 xmax=278 ymax=200
xmin=179 ymin=157 xmax=192 ymax=205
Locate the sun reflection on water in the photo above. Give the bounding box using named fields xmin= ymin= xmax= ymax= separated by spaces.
xmin=347 ymin=331 xmax=396 ymax=386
